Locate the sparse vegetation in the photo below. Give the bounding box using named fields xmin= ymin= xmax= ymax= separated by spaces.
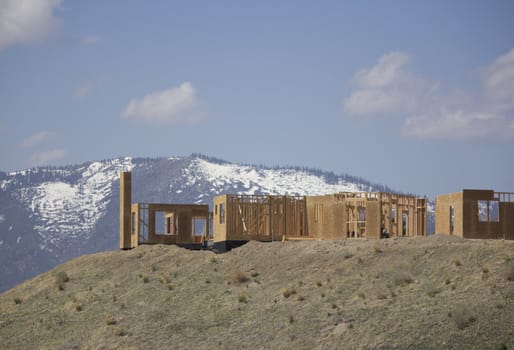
xmin=425 ymin=284 xmax=441 ymax=298
xmin=104 ymin=314 xmax=117 ymax=325
xmin=238 ymin=293 xmax=248 ymax=303
xmin=231 ymin=270 xmax=250 ymax=285
xmin=392 ymin=272 xmax=414 ymax=287
xmin=160 ymin=274 xmax=171 ymax=284
xmin=449 ymin=306 xmax=476 ymax=330
xmin=55 ymin=271 xmax=70 ymax=291
xmin=505 ymin=264 xmax=514 ymax=281
xmin=374 ymin=246 xmax=383 ymax=253
xmin=13 ymin=298 xmax=22 ymax=305
xmin=1 ymin=237 xmax=514 ymax=350
xmin=281 ymin=287 xmax=297 ymax=298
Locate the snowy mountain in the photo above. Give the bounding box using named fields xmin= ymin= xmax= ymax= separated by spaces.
xmin=0 ymin=154 xmax=432 ymax=292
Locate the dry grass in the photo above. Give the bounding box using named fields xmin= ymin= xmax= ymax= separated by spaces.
xmin=1 ymin=237 xmax=514 ymax=350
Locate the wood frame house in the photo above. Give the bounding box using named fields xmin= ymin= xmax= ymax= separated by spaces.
xmin=119 ymin=172 xmax=211 ymax=249
xmin=212 ymin=192 xmax=426 ymax=247
xmin=435 ymin=189 xmax=514 ymax=239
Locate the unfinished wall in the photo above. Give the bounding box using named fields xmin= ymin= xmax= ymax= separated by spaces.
xmin=501 ymin=202 xmax=514 ymax=239
xmin=131 ymin=203 xmax=210 ymax=246
xmin=436 ymin=189 xmax=514 ymax=240
xmin=213 ymin=194 xmax=306 ymax=242
xmin=119 ymin=172 xmax=132 ymax=249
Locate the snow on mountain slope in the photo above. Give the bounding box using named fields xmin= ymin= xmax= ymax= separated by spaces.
xmin=12 ymin=158 xmax=134 ymax=250
xmin=191 ymin=158 xmax=364 ymax=196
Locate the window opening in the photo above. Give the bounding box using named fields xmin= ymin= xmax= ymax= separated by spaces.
xmin=220 ymin=203 xmax=225 ymax=224
xmin=192 ymin=217 xmax=207 ymax=236
xmin=449 ymin=206 xmax=454 ymax=235
xmin=478 ymin=200 xmax=499 ymax=222
xmin=154 ymin=211 xmax=167 ymax=235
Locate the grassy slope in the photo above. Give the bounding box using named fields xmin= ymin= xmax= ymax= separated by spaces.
xmin=1 ymin=235 xmax=514 ymax=350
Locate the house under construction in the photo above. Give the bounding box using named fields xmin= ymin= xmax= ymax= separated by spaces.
xmin=120 ymin=171 xmax=427 ymax=250
xmin=212 ymin=192 xmax=426 ymax=250
xmin=435 ymin=189 xmax=514 ymax=239
xmin=119 ymin=172 xmax=211 ymax=249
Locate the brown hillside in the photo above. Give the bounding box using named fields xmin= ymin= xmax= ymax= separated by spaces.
xmin=1 ymin=235 xmax=514 ymax=349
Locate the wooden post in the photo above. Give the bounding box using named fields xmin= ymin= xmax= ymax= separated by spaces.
xmin=120 ymin=172 xmax=132 ymax=249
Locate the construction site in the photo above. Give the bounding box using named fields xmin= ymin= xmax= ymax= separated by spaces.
xmin=119 ymin=172 xmax=513 ymax=251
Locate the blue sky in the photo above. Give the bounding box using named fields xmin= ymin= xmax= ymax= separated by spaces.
xmin=0 ymin=0 xmax=513 ymax=198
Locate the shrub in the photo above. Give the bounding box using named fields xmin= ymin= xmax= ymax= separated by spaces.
xmin=425 ymin=284 xmax=441 ymax=298
xmin=316 ymin=281 xmax=323 ymax=287
xmin=449 ymin=306 xmax=476 ymax=330
xmin=238 ymin=294 xmax=248 ymax=303
xmin=105 ymin=314 xmax=117 ymax=325
xmin=231 ymin=270 xmax=250 ymax=285
xmin=250 ymin=271 xmax=260 ymax=278
xmin=160 ymin=274 xmax=171 ymax=284
xmin=55 ymin=271 xmax=70 ymax=291
xmin=76 ymin=304 xmax=83 ymax=312
xmin=113 ymin=326 xmax=127 ymax=336
xmin=344 ymin=253 xmax=353 ymax=259
xmin=289 ymin=315 xmax=294 ymax=324
xmin=374 ymin=246 xmax=383 ymax=253
xmin=281 ymin=287 xmax=297 ymax=298
xmin=13 ymin=297 xmax=22 ymax=305
xmin=505 ymin=265 xmax=514 ymax=282
xmin=454 ymin=260 xmax=462 ymax=267
xmin=377 ymin=291 xmax=388 ymax=300
xmin=392 ymin=272 xmax=414 ymax=287
xmin=142 ymin=276 xmax=149 ymax=283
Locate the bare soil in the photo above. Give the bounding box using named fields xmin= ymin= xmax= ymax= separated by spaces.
xmin=1 ymin=235 xmax=514 ymax=349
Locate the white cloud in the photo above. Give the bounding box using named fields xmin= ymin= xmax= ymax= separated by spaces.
xmin=121 ymin=82 xmax=206 ymax=125
xmin=0 ymin=0 xmax=62 ymax=51
xmin=483 ymin=47 xmax=514 ymax=112
xmin=402 ymin=110 xmax=514 ymax=140
xmin=21 ymin=130 xmax=54 ymax=148
xmin=30 ymin=148 xmax=66 ymax=166
xmin=73 ymin=83 xmax=93 ymax=99
xmin=343 ymin=48 xmax=514 ymax=141
xmin=343 ymin=51 xmax=437 ymax=117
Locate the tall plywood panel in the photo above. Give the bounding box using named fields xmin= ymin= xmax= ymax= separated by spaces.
xmin=119 ymin=172 xmax=132 ymax=249
xmin=366 ymin=201 xmax=381 ymax=238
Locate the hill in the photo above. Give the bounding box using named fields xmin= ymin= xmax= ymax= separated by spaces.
xmin=1 ymin=235 xmax=513 ymax=349
xmin=0 ymin=154 xmax=429 ymax=292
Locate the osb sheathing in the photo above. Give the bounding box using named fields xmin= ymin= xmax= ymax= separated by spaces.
xmin=119 ymin=172 xmax=132 ymax=249
xmin=131 ymin=203 xmax=209 ymax=247
xmin=435 ymin=191 xmax=464 ymax=237
xmin=436 ymin=189 xmax=514 ymax=239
